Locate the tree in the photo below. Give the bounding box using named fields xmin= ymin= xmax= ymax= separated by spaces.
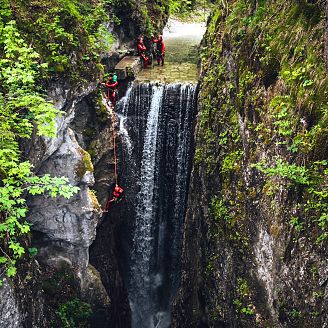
xmin=0 ymin=13 xmax=79 ymax=283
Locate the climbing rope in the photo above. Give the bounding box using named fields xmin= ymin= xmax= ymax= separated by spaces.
xmin=102 ymin=99 xmax=118 ymax=213
xmin=109 ymin=102 xmax=118 ymax=186
xmin=102 ymin=93 xmax=118 ymax=184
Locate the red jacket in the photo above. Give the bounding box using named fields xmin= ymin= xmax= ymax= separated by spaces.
xmin=106 ymin=80 xmax=118 ymax=89
xmin=152 ymin=38 xmax=165 ymax=54
xmin=113 ymin=185 xmax=124 ymax=198
xmin=137 ymin=42 xmax=146 ymax=55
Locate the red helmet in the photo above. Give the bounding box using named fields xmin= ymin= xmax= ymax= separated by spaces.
xmin=158 ymin=35 xmax=163 ymax=41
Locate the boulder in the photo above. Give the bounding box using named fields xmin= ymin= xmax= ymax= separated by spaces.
xmin=115 ymin=56 xmax=142 ymax=79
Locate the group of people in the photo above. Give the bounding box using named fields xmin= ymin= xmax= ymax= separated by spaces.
xmin=102 ymin=34 xmax=165 ymax=107
xmin=137 ymin=34 xmax=165 ymax=68
xmin=101 ymin=34 xmax=166 ymax=211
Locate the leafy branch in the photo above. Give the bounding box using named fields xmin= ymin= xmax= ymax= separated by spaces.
xmin=0 ymin=9 xmax=79 ymax=284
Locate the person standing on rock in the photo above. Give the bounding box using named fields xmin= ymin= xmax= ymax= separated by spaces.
xmin=105 ymin=73 xmax=118 ymax=107
xmin=137 ymin=35 xmax=149 ymax=68
xmin=151 ymin=35 xmax=165 ymax=66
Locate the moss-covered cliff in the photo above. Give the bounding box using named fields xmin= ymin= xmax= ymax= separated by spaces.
xmin=7 ymin=0 xmax=169 ymax=82
xmin=173 ymin=1 xmax=328 ymax=327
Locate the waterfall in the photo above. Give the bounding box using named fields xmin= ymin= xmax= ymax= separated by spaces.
xmin=117 ymin=82 xmax=197 ymax=328
xmin=130 ymin=85 xmax=164 ymax=328
xmin=117 ymin=86 xmax=133 ymax=155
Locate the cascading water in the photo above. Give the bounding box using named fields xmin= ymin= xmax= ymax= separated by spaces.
xmin=130 ymin=85 xmax=163 ymax=328
xmin=116 ymin=82 xmax=197 ymax=328
xmin=117 ymin=86 xmax=133 ymax=155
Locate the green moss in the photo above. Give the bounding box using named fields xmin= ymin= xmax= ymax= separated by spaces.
xmin=75 ymin=149 xmax=93 ymax=178
xmin=57 ymin=298 xmax=92 ymax=328
xmin=87 ymin=147 xmax=97 ymax=159
xmin=199 ymin=0 xmax=328 ymax=246
xmin=88 ymin=189 xmax=101 ymax=211
xmin=197 ymin=2 xmax=327 ymax=325
xmin=236 ymin=278 xmax=250 ymax=298
xmin=87 ymin=265 xmax=110 ymax=305
xmin=8 ymin=0 xmax=169 ymax=84
xmin=221 ymin=150 xmax=243 ymax=174
xmin=42 ymin=263 xmax=79 ymax=300
xmin=92 ymin=91 xmax=110 ymax=123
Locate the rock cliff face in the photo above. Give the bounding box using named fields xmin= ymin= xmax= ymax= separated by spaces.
xmin=173 ymin=1 xmax=328 ymax=327
xmin=3 ymin=1 xmax=328 ymax=327
xmin=0 ymin=1 xmax=169 ymax=326
xmin=0 ymin=279 xmax=25 ymax=328
xmin=28 ymin=83 xmax=102 ymax=273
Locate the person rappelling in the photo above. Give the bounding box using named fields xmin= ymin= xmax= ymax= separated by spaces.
xmin=105 ymin=73 xmax=118 ymax=106
xmin=137 ymin=35 xmax=149 ymax=68
xmin=100 ymin=82 xmax=123 ymax=214
xmin=112 ymin=184 xmax=124 ymax=201
xmin=103 ymin=184 xmax=124 ymax=212
xmin=151 ymin=35 xmax=165 ymax=66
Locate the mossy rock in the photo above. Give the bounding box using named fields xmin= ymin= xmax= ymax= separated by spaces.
xmin=88 ymin=189 xmax=101 ymax=211
xmin=75 ymin=149 xmax=94 ymax=179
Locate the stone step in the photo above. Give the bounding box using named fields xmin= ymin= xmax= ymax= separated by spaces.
xmin=115 ymin=56 xmax=142 ymax=80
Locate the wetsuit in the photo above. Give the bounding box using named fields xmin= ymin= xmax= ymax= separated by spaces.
xmin=137 ymin=39 xmax=148 ymax=68
xmin=105 ymin=76 xmax=118 ymax=106
xmin=113 ymin=185 xmax=124 ymax=201
xmin=152 ymin=37 xmax=165 ymax=66
xmin=103 ymin=184 xmax=124 ymax=212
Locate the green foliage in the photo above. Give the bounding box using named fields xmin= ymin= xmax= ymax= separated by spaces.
xmin=0 ymin=20 xmax=60 ymax=138
xmin=199 ymin=5 xmax=327 ymax=304
xmin=289 ymin=308 xmax=302 ymax=319
xmin=252 ymin=159 xmax=310 ymax=185
xmin=237 ymin=69 xmax=256 ymax=103
xmin=205 ymin=253 xmax=219 ymax=276
xmin=210 ymin=196 xmax=232 ymax=225
xmin=41 ymin=263 xmax=97 ymax=326
xmin=221 ymin=150 xmax=243 ymax=174
xmin=100 ymin=0 xmax=169 ymax=36
xmin=253 ymin=159 xmax=328 ymax=242
xmin=290 ymin=216 xmax=303 ymax=232
xmin=233 ymin=299 xmax=254 ymax=316
xmin=241 ymin=306 xmax=254 ymax=316
xmin=233 ymin=278 xmax=255 ymax=316
xmin=169 ymin=0 xmax=200 ymax=14
xmin=28 ymin=247 xmax=38 ymax=257
xmin=57 ymin=298 xmax=92 ymax=328
xmin=270 ymin=96 xmax=294 ymax=138
xmin=236 ymin=278 xmax=250 ymax=298
xmin=10 ymin=0 xmax=116 ymax=79
xmin=282 ymin=66 xmax=314 ymax=88
xmin=0 ymin=7 xmax=79 ymax=283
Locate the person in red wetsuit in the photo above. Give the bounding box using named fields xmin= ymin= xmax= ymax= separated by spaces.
xmin=112 ymin=184 xmax=124 ymax=201
xmin=103 ymin=184 xmax=124 ymax=212
xmin=105 ymin=73 xmax=118 ymax=106
xmin=137 ymin=36 xmax=149 ymax=68
xmin=151 ymin=35 xmax=165 ymax=66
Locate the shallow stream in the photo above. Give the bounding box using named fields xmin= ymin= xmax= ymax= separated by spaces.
xmin=136 ymin=18 xmax=206 ymax=83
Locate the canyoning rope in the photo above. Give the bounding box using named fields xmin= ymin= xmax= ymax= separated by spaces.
xmin=109 ymin=102 xmax=118 ymax=185
xmin=102 ymin=100 xmax=118 ymax=213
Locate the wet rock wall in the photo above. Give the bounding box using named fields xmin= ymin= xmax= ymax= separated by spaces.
xmin=173 ymin=1 xmax=328 ymax=327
